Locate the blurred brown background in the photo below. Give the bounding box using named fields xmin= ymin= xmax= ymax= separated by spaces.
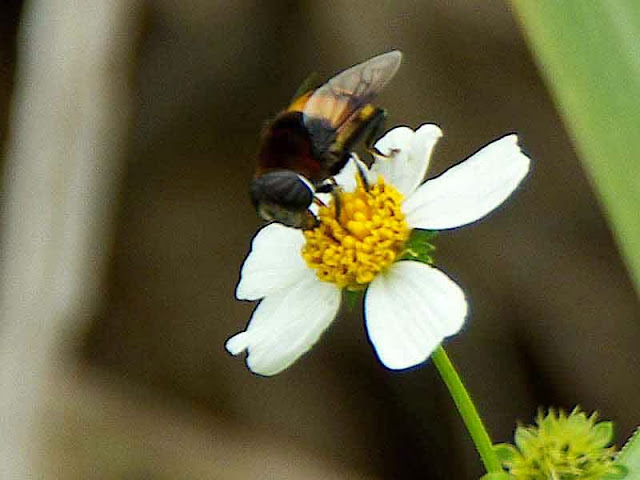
xmin=0 ymin=1 xmax=638 ymax=479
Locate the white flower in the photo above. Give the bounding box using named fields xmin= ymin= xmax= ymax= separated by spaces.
xmin=226 ymin=124 xmax=530 ymax=375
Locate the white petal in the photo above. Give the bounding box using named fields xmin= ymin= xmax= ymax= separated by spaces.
xmin=236 ymin=223 xmax=308 ymax=301
xmin=365 ymin=261 xmax=467 ymax=370
xmin=332 ymin=155 xmax=372 ymax=192
xmin=404 ymin=135 xmax=530 ymax=230
xmin=371 ymin=127 xmax=413 ymax=191
xmin=374 ymin=125 xmax=415 ymax=154
xmin=226 ymin=275 xmax=341 ymax=376
xmin=372 ymin=124 xmax=442 ymax=197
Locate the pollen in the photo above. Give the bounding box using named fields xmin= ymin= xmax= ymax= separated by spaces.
xmin=302 ymin=176 xmax=410 ymax=290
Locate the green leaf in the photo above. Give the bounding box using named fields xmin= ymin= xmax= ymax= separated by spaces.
xmin=614 ymin=427 xmax=640 ymax=480
xmin=512 ymin=1 xmax=640 ymax=295
xmin=400 ymin=229 xmax=437 ymax=264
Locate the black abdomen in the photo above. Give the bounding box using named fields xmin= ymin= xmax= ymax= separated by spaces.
xmin=257 ymin=112 xmax=326 ymax=182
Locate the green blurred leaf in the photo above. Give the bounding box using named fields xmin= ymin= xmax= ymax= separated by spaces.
xmin=513 ymin=1 xmax=640 ymax=295
xmin=615 ymin=427 xmax=640 ymax=480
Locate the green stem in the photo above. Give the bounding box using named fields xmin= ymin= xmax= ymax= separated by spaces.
xmin=431 ymin=345 xmax=502 ymax=474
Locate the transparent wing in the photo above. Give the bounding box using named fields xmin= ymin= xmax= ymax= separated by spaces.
xmin=302 ymin=50 xmax=402 ymax=130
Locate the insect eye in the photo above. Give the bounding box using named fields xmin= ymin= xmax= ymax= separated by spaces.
xmin=251 ymin=171 xmax=313 ymax=210
xmin=286 ymin=177 xmax=314 ymax=209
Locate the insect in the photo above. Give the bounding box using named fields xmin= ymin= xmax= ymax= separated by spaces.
xmin=250 ymin=50 xmax=403 ymax=229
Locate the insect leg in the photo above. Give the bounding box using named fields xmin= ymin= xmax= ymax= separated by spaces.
xmin=312 ymin=196 xmax=327 ymax=207
xmin=325 ymin=178 xmax=344 ymax=220
xmin=314 ymin=178 xmax=344 ymax=220
xmin=331 ymin=188 xmax=342 ymax=220
xmin=363 ymin=108 xmax=397 ymax=158
xmin=315 ymin=180 xmax=336 ymax=194
xmin=354 ymin=160 xmax=370 ymax=191
xmin=318 ymin=178 xmax=346 ymax=220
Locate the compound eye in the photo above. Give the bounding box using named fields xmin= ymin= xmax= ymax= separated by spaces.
xmin=250 ymin=171 xmax=314 ymax=210
xmin=288 ymin=177 xmax=315 ymax=210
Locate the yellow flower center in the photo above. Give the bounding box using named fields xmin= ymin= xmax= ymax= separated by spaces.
xmin=302 ymin=176 xmax=410 ymax=290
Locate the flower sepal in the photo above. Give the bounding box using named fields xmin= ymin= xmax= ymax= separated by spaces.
xmin=493 ymin=443 xmax=519 ymax=464
xmin=343 ymin=289 xmax=363 ymax=311
xmin=399 ymin=228 xmax=437 ymax=265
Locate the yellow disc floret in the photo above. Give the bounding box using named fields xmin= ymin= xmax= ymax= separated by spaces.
xmin=302 ymin=176 xmax=410 ymax=290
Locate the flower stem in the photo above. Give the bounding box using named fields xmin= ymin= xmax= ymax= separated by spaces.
xmin=431 ymin=345 xmax=502 ymax=474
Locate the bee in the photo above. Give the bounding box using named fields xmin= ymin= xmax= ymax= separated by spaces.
xmin=250 ymin=50 xmax=403 ymax=229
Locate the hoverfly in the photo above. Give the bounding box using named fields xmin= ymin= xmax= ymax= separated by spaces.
xmin=250 ymin=50 xmax=403 ymax=229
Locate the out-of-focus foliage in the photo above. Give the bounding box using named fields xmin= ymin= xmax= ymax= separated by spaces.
xmin=513 ymin=1 xmax=640 ymax=295
xmin=615 ymin=428 xmax=640 ymax=480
